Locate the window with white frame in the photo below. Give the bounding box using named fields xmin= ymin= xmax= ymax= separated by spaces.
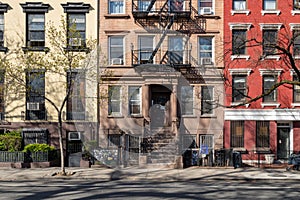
xmin=199 ymin=135 xmax=214 ymax=154
xmin=108 ymin=86 xmax=122 ymax=116
xmin=233 ymin=0 xmax=246 ymax=10
xmin=263 ymin=0 xmax=276 ymax=10
xmin=232 ymin=30 xmax=247 ymax=55
xmin=129 ymin=86 xmax=141 ymax=115
xmin=0 ymin=3 xmax=8 ymax=50
xmin=138 ymin=0 xmax=151 ymax=11
xmin=169 ymin=36 xmax=184 ymax=64
xmin=180 ymin=85 xmax=193 ymax=115
xmin=109 ymin=36 xmax=124 ymax=65
xmin=263 ymin=75 xmax=277 ymax=102
xmin=201 ymin=85 xmax=214 ymax=115
xmin=109 ymin=0 xmax=125 ymax=14
xmin=198 ymin=0 xmax=213 ymax=15
xmin=199 ymin=36 xmax=213 ymax=65
xmin=232 ymin=75 xmax=247 ymax=102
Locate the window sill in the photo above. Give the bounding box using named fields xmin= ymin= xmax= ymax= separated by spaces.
xmin=232 ymin=148 xmax=247 ymax=153
xmin=261 ymin=103 xmax=280 ymax=108
xmin=0 ymin=47 xmax=8 ymax=53
xmin=253 ymin=148 xmax=271 ymax=154
xmin=108 ymin=114 xmax=124 ymax=118
xmin=182 ymin=115 xmax=197 ymax=118
xmin=231 ymin=55 xmax=250 ymax=60
xmin=64 ymin=47 xmax=90 ymax=53
xmin=261 ymin=55 xmax=280 ymax=61
xmin=200 ymin=114 xmax=217 ymax=118
xmin=231 ymin=102 xmax=250 ymax=108
xmin=261 ymin=10 xmax=281 ymax=15
xmin=291 ymin=103 xmax=300 ymax=108
xmin=294 ymin=56 xmax=300 ymax=59
xmin=22 ymin=46 xmax=49 ymax=53
xmin=291 ymin=10 xmax=300 ymax=15
xmin=231 ymin=10 xmax=250 ymax=15
xmin=104 ymin=14 xmax=130 ymax=19
xmin=129 ymin=114 xmax=143 ymax=118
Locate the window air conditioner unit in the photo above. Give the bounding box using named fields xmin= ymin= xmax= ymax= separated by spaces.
xmin=69 ymin=38 xmax=82 ymax=47
xmin=27 ymin=102 xmax=40 ymax=111
xmin=68 ymin=132 xmax=81 ymax=141
xmin=201 ymin=57 xmax=212 ymax=65
xmin=202 ymin=7 xmax=212 ymax=15
xmin=111 ymin=58 xmax=123 ymax=65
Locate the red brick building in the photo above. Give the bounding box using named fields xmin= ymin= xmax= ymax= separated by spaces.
xmin=224 ymin=0 xmax=300 ymax=165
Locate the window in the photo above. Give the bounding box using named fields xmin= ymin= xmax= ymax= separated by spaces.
xmin=198 ymin=0 xmax=213 ymax=15
xmin=62 ymin=3 xmax=91 ymax=50
xmin=67 ymin=14 xmax=86 ymax=48
xmin=109 ymin=0 xmax=125 ymax=14
xmin=109 ymin=36 xmax=124 ymax=65
xmin=263 ymin=75 xmax=277 ymax=102
xmin=169 ymin=36 xmax=183 ymax=64
xmin=108 ymin=134 xmax=121 ymax=147
xmin=129 ymin=86 xmax=141 ymax=115
xmin=232 ymin=30 xmax=247 ymax=55
xmin=199 ymin=37 xmax=213 ymax=65
xmin=295 ymin=0 xmax=300 ymax=10
xmin=180 ymin=86 xmax=193 ymax=115
xmin=263 ymin=0 xmax=276 ymax=10
xmin=233 ymin=0 xmax=246 ymax=10
xmin=293 ymin=75 xmax=300 ymax=102
xmin=21 ymin=2 xmax=50 ymax=50
xmin=263 ymin=30 xmax=277 ymax=56
xmin=294 ymin=31 xmax=300 ymax=57
xmin=180 ymin=134 xmax=197 ymax=151
xmin=0 ymin=3 xmax=9 ymax=50
xmin=232 ymin=76 xmax=247 ymax=102
xmin=138 ymin=0 xmax=152 ymax=11
xmin=108 ymin=86 xmax=121 ymax=116
xmin=138 ymin=36 xmax=153 ymax=64
xmin=0 ymin=70 xmax=4 ymax=120
xmin=230 ymin=121 xmax=244 ymax=148
xmin=26 ymin=71 xmax=46 ymax=120
xmin=201 ymin=86 xmax=214 ymax=115
xmin=256 ymin=121 xmax=270 ymax=148
xmin=22 ymin=129 xmax=48 ymax=146
xmin=67 ymin=71 xmax=85 ymax=120
xmin=170 ymin=0 xmax=184 ymax=12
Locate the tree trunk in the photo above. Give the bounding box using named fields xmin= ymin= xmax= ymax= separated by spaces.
xmin=58 ymin=112 xmax=65 ymax=175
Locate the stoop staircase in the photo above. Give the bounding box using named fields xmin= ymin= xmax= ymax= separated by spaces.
xmin=142 ymin=126 xmax=178 ymax=167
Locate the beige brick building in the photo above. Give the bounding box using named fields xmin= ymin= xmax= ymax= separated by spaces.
xmin=98 ymin=0 xmax=224 ymax=168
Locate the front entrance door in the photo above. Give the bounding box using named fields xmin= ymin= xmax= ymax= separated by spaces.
xmin=277 ymin=127 xmax=290 ymax=160
xmin=150 ymin=85 xmax=171 ymax=129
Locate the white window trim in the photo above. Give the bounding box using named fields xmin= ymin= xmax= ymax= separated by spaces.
xmin=229 ymin=68 xmax=252 ymax=76
xmin=198 ymin=36 xmax=215 ymax=66
xmin=198 ymin=0 xmax=215 ymax=15
xmin=259 ymin=69 xmax=282 ymax=76
xmin=109 ymin=36 xmax=125 ymax=66
xmin=261 ymin=103 xmax=280 ymax=108
xmin=292 ymin=10 xmax=300 ymax=16
xmin=261 ymin=55 xmax=281 ymax=61
xmin=229 ymin=23 xmax=252 ymax=30
xmin=290 ymin=23 xmax=300 ymax=30
xmin=109 ymin=0 xmax=125 ymax=14
xmin=261 ymin=10 xmax=280 ymax=15
xmin=181 ymin=85 xmax=194 ymax=116
xmin=201 ymin=86 xmax=215 ymax=116
xmin=108 ymin=86 xmax=122 ymax=117
xmin=231 ymin=10 xmax=250 ymax=15
xmin=259 ymin=23 xmax=282 ymax=30
xmin=231 ymin=55 xmax=250 ymax=60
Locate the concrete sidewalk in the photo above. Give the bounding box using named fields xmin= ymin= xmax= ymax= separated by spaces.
xmin=1 ymin=166 xmax=300 ymax=181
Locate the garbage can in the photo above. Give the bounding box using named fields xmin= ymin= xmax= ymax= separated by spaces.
xmin=232 ymin=151 xmax=242 ymax=169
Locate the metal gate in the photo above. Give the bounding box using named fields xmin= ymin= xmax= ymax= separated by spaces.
xmin=125 ymin=134 xmax=140 ymax=166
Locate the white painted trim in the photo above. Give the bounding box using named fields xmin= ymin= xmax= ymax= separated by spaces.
xmin=291 ymin=103 xmax=300 ymax=108
xmin=289 ymin=23 xmax=300 ymax=30
xmin=230 ymin=55 xmax=250 ymax=60
xmin=261 ymin=10 xmax=281 ymax=16
xmin=229 ymin=68 xmax=252 ymax=76
xmin=261 ymin=103 xmax=280 ymax=108
xmin=261 ymin=55 xmax=281 ymax=61
xmin=291 ymin=10 xmax=300 ymax=16
xmin=259 ymin=23 xmax=282 ymax=30
xmin=224 ymin=109 xmax=300 ymax=121
xmin=229 ymin=23 xmax=252 ymax=30
xmin=259 ymin=68 xmax=282 ymax=76
xmin=231 ymin=10 xmax=250 ymax=15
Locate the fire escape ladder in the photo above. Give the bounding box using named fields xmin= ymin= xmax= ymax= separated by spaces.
xmin=148 ymin=16 xmax=174 ymax=63
xmin=146 ymin=0 xmax=156 ymax=12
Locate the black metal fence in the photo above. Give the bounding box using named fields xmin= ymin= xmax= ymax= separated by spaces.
xmin=0 ymin=151 xmax=58 ymax=163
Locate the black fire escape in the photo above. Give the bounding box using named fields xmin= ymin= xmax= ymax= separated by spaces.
xmin=131 ymin=0 xmax=206 ymax=73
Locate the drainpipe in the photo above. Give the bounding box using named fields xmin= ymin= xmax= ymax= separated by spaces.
xmin=96 ymin=0 xmax=100 ymax=144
